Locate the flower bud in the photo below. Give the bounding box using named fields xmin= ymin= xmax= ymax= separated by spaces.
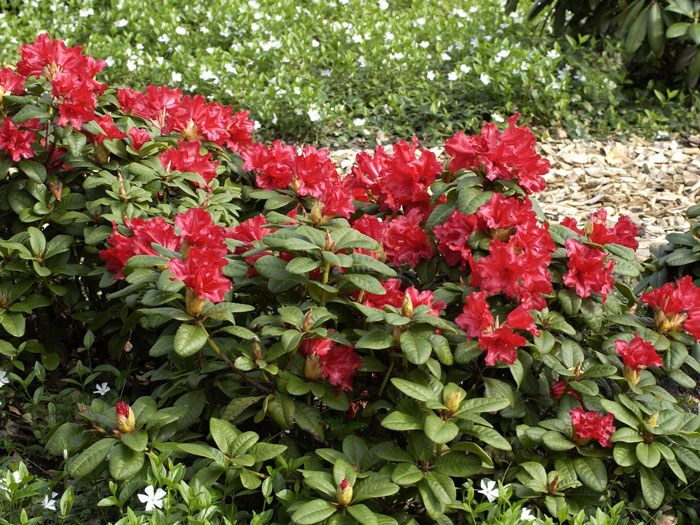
xmin=304 ymin=353 xmax=323 ymax=382
xmin=302 ymin=310 xmax=313 ymax=333
xmin=647 ymin=411 xmax=659 ymax=429
xmin=336 ymin=478 xmax=353 ymax=506
xmin=623 ymin=363 xmax=640 ymax=386
xmin=547 ymin=474 xmax=559 ymax=494
xmin=310 ymin=200 xmax=324 ymax=225
xmin=401 ymin=292 xmax=413 ymax=318
xmin=444 ymin=390 xmax=462 ymax=414
xmin=185 ymin=288 xmax=206 ymax=317
xmin=115 ymin=401 xmax=135 ymax=434
xmin=181 ymin=119 xmax=198 ymax=142
xmin=253 ymin=340 xmax=263 ymax=361
xmin=324 ymin=231 xmax=335 ymax=252
xmin=95 ymin=143 xmax=110 ymax=166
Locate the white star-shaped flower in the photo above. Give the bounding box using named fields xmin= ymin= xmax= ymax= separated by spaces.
xmin=138 ymin=485 xmax=166 ymax=512
xmin=520 ymin=507 xmax=536 ymax=521
xmin=93 ymin=382 xmax=110 ymax=396
xmin=0 ymin=371 xmax=9 ymax=386
xmin=477 ymin=479 xmax=499 ymax=502
xmin=42 ymin=492 xmax=58 ymax=510
xmin=11 ymin=471 xmax=22 ymax=484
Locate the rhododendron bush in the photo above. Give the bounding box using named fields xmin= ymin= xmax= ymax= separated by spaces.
xmin=3 ymin=35 xmax=700 ymax=524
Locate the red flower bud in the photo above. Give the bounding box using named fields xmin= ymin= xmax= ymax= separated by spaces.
xmin=115 ymin=401 xmax=135 ymax=434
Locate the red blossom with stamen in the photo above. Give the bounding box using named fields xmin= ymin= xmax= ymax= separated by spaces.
xmin=455 ymin=291 xmax=493 ymax=338
xmin=0 ymin=117 xmax=36 ymax=162
xmin=128 ymin=128 xmax=151 ymax=150
xmin=159 ymin=139 xmax=220 ymax=187
xmin=87 ymin=114 xmax=126 ymax=144
xmin=477 ymin=326 xmax=526 ymax=366
xmin=319 ymin=344 xmax=363 ymax=393
xmin=382 ymin=209 xmax=432 ymax=266
xmin=614 ymin=334 xmax=662 ymax=371
xmin=433 ymin=210 xmax=478 ymax=269
xmin=168 ymin=246 xmax=231 ymax=303
xmin=241 ymin=140 xmax=296 ymax=190
xmin=563 ymin=239 xmax=615 ymax=300
xmin=569 ymin=407 xmax=616 ymax=447
xmin=174 ymin=208 xmax=228 ymax=256
xmin=0 ymin=67 xmax=25 ymax=95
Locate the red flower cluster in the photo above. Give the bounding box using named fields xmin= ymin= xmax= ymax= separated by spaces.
xmin=563 ymin=239 xmax=615 ymax=300
xmin=639 ymin=275 xmax=700 ymax=340
xmin=569 ymin=407 xmax=615 ymax=447
xmin=0 ymin=118 xmax=36 ymax=162
xmin=454 ymin=291 xmax=536 ymax=366
xmin=118 ymin=85 xmax=253 ymax=152
xmin=614 ymin=334 xmax=662 ymax=385
xmin=433 ymin=210 xmax=478 ymax=270
xmin=17 ymin=34 xmax=106 ymax=128
xmin=561 ymin=209 xmax=638 ymax=251
xmin=128 ymin=127 xmax=152 ymax=150
xmin=444 ymin=113 xmax=550 ymax=194
xmin=100 ymin=208 xmax=232 ymax=303
xmin=242 ymin=142 xmax=354 ymax=219
xmin=87 ymin=114 xmax=126 ymax=145
xmin=0 ymin=67 xmax=25 ymax=96
xmin=159 ymin=139 xmax=220 ymax=187
xmin=360 ymin=278 xmax=446 ymax=317
xmin=344 ymin=138 xmax=442 ymax=218
xmin=301 ymin=338 xmax=363 ymax=393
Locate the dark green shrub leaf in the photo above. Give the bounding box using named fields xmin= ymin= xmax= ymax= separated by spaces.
xmin=391 ymin=463 xmax=424 ymax=485
xmin=109 ymin=443 xmax=144 ymax=480
xmin=291 ymin=499 xmax=337 ymax=525
xmin=424 ymin=414 xmax=458 ymax=444
xmin=173 ymin=324 xmax=208 ymax=357
xmin=640 ymin=466 xmax=664 ymax=509
xmin=67 ymin=438 xmax=116 ymax=477
xmin=120 ymin=430 xmax=147 ymax=452
xmin=574 ymin=457 xmax=606 ymax=492
xmin=381 ymin=411 xmax=424 ymax=431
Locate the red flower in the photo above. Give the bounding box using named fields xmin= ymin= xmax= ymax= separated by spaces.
xmin=0 ymin=67 xmax=25 ymax=96
xmin=118 ymin=85 xmax=184 ymax=129
xmin=477 ymin=326 xmax=526 ymax=366
xmin=51 ymin=74 xmax=98 ymax=128
xmin=319 ymin=344 xmax=363 ymax=393
xmin=99 ymin=223 xmax=138 ymax=280
xmin=455 ymin=291 xmax=493 ymax=338
xmin=128 ymin=128 xmax=151 ymax=150
xmin=345 ymin=146 xmax=391 ymax=202
xmin=433 ymin=210 xmax=478 ymax=270
xmin=562 ymin=210 xmax=639 ymax=251
xmin=444 ymin=113 xmax=549 ymax=194
xmin=159 ymin=140 xmax=220 ymax=187
xmin=569 ymin=407 xmax=615 ymax=447
xmin=560 ymin=217 xmax=583 ymax=235
xmin=405 ymin=286 xmax=446 ymax=317
xmin=639 ymin=276 xmax=700 ymax=338
xmin=614 ymin=334 xmax=662 ymax=372
xmin=563 ymin=239 xmax=615 ymax=300
xmin=505 ymin=304 xmax=539 ymax=336
xmin=174 ymin=208 xmax=228 ymax=256
xmin=87 ymin=114 xmax=126 ymax=144
xmin=0 ymin=117 xmax=36 ymax=162
xmin=128 ymin=217 xmax=182 ymax=256
xmin=551 ymin=379 xmax=581 ymax=402
xmin=301 ymin=338 xmax=333 ymax=357
xmin=477 ymin=193 xmax=536 ymax=232
xmin=382 ymin=209 xmax=432 ymax=266
xmin=168 ymin=246 xmax=231 ymax=303
xmin=241 ymin=140 xmax=296 ymax=190
xmin=17 ymin=34 xmax=105 ymax=85
xmin=361 ymin=278 xmax=444 ymax=317
xmin=352 ymin=215 xmax=386 ymax=259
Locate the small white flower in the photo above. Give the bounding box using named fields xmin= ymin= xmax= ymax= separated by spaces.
xmin=79 ymin=8 xmax=94 ymax=17
xmin=353 ymin=118 xmax=366 ymax=126
xmin=272 ymin=113 xmax=278 ymax=125
xmin=158 ymin=34 xmax=170 ymax=44
xmin=358 ymin=56 xmax=366 ymax=67
xmin=415 ymin=17 xmax=425 ymax=26
xmin=311 ymin=39 xmax=320 ymax=48
xmin=114 ymin=19 xmax=128 ymax=28
xmin=126 ymin=60 xmax=137 ymax=72
xmin=384 ymin=31 xmax=394 ymax=41
xmin=251 ymin=22 xmax=260 ymax=31
xmin=42 ymin=492 xmax=58 ymax=511
xmin=460 ymin=64 xmax=471 ymax=74
xmin=441 ymin=52 xmax=451 ymax=61
xmin=138 ymin=485 xmax=166 ymax=512
xmin=492 ymin=113 xmax=504 ymax=123
xmin=495 ymin=49 xmax=510 ymax=63
xmin=175 ymin=27 xmax=187 ymax=35
xmin=352 ymin=34 xmax=363 ymax=44
xmin=547 ymin=49 xmax=560 ymax=60
xmin=426 ymin=71 xmax=436 ymax=80
xmin=480 ymin=73 xmax=490 ymax=85
xmin=0 ymin=371 xmax=9 ymax=386
xmin=225 ymin=63 xmax=237 ymax=74
xmin=320 ymin=69 xmax=331 ymax=77
xmin=378 ymin=0 xmax=388 ymax=9
xmin=93 ymin=382 xmax=110 ymax=396
xmin=520 ymin=507 xmax=536 ymax=521
xmin=308 ymin=108 xmax=322 ymax=122
xmin=419 ymin=41 xmax=429 ymax=49
xmin=477 ymin=479 xmax=499 ymax=502
xmin=11 ymin=471 xmax=22 ymax=484
xmin=63 ymin=449 xmax=68 ymax=460
xmin=448 ymin=72 xmax=458 ymax=81
xmin=248 ymin=0 xmax=260 ymax=8
xmin=253 ymin=120 xmax=261 ymax=130
xmin=469 ymin=5 xmax=478 ymax=12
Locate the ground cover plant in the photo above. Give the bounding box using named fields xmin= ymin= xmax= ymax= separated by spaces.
xmin=0 ymin=0 xmax=698 ymax=146
xmin=2 ymin=34 xmax=700 ymax=525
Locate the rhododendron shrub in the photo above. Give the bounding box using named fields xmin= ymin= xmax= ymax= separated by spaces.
xmin=3 ymin=35 xmax=700 ymax=524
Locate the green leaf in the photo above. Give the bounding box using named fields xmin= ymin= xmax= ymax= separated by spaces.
xmin=664 ymin=248 xmax=700 ymax=266
xmin=294 ymin=402 xmax=324 ymax=441
xmin=390 ymin=378 xmax=435 ymax=402
xmin=580 ymin=298 xmax=603 ymax=332
xmin=483 ymin=377 xmax=514 ymax=408
xmin=520 ymin=461 xmax=547 ymax=490
xmin=291 ymin=499 xmax=337 ymax=524
xmin=210 ymin=418 xmax=238 ymax=455
xmin=250 ymin=442 xmax=287 ymax=462
xmin=459 ymin=397 xmax=510 ymax=414
xmin=424 ymin=414 xmax=458 ymax=444
xmin=12 ymin=104 xmax=50 ymax=123
xmin=613 ymin=443 xmax=638 ymax=467
xmin=542 ymin=431 xmax=575 ymax=451
xmin=424 ymin=471 xmax=456 ymax=505
xmin=286 ymin=257 xmax=321 ymax=274
xmin=120 ymin=430 xmax=147 ymax=452
xmin=646 ymin=3 xmax=665 ymax=56
xmin=666 ymin=22 xmax=689 ymax=38
xmin=1 ymin=313 xmax=25 ymax=338
xmin=458 ymin=186 xmax=492 ymax=215
xmin=610 ymin=427 xmax=642 ymax=443
xmin=462 ymin=423 xmax=512 ymax=450
xmin=636 ymin=442 xmax=661 ymax=468
xmin=353 ymin=474 xmax=399 ymax=502
xmin=355 ymin=329 xmax=393 ymax=350
xmin=351 ymin=253 xmax=397 ymax=277
xmin=557 ymin=289 xmax=582 ymax=316
xmin=574 ymin=457 xmax=607 ymax=492
xmin=18 ymin=160 xmax=47 ymax=183
xmin=391 ymin=463 xmax=424 ymax=485
xmin=343 ymin=274 xmax=387 ymax=295
xmin=46 ymin=423 xmax=89 ymax=456
xmin=109 ymin=443 xmax=145 ymax=480
xmin=174 ymin=324 xmax=208 ymax=357
xmin=674 ymin=447 xmax=700 ymax=472
xmin=67 ymin=438 xmax=116 ymax=477
xmin=640 ymin=466 xmax=664 ymax=509
xmin=399 ymin=331 xmax=432 ymax=365
xmin=381 ymin=411 xmax=424 ymax=431
xmin=347 ymin=505 xmax=377 ymax=525
xmin=229 ymin=431 xmax=259 ymax=457
xmin=418 ymin=478 xmax=445 ymax=520
xmin=625 ymin=5 xmax=649 ymax=54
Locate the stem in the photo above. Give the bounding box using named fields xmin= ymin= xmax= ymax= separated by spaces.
xmin=378 ymin=360 xmax=395 ymax=398
xmin=198 ymin=321 xmax=273 ymax=393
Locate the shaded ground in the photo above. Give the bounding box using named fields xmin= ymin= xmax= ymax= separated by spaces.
xmin=329 ymin=133 xmax=700 ymax=260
